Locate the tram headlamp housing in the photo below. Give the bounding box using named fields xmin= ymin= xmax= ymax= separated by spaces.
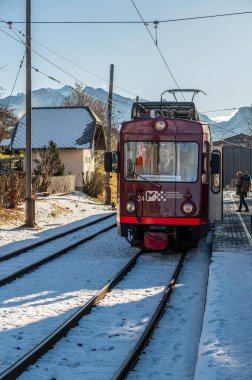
xmin=155 ymin=121 xmax=166 ymax=131
xmin=126 ymin=201 xmax=136 ymax=213
xmin=181 ymin=201 xmax=195 ymax=215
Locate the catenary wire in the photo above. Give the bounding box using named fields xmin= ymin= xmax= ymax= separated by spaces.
xmin=0 ymin=26 xmax=139 ymax=112
xmin=0 ymin=51 xmax=25 ymax=108
xmin=0 ymin=27 xmax=131 ymax=115
xmin=129 ymin=0 xmax=186 ymax=101
xmin=1 ymin=23 xmax=251 ymax=119
xmin=1 ymin=10 xmax=251 ymax=24
xmin=8 ymin=23 xmax=140 ymax=99
xmin=2 ymin=19 xmax=250 ymax=109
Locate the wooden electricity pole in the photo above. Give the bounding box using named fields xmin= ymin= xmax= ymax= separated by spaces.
xmin=25 ymin=0 xmax=35 ymax=227
xmin=105 ymin=64 xmax=114 ymax=205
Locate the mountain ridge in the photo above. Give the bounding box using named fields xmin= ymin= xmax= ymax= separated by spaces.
xmin=1 ymin=86 xmax=250 ymax=140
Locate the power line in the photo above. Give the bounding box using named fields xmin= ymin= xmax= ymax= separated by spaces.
xmin=0 ymin=27 xmax=132 ymax=116
xmin=129 ymin=0 xmax=185 ymax=100
xmin=2 ymin=26 xmax=89 ymax=87
xmin=8 ymin=23 xmax=140 ymax=99
xmin=2 ymin=23 xmax=251 ymax=120
xmin=160 ymin=10 xmax=252 ymax=23
xmin=201 ymin=107 xmax=241 ymax=113
xmin=2 ymin=21 xmax=143 ymax=101
xmin=31 ymin=66 xmax=61 ymax=84
xmin=1 ymin=10 xmax=252 ymax=24
xmin=0 ymin=51 xmax=25 ymax=108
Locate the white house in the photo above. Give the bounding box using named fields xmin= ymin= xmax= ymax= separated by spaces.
xmin=11 ymin=106 xmax=106 ymax=189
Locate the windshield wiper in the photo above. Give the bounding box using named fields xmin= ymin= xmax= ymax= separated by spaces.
xmin=128 ymin=169 xmax=161 ymax=188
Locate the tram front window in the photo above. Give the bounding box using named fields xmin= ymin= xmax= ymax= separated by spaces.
xmin=124 ymin=141 xmax=198 ymax=182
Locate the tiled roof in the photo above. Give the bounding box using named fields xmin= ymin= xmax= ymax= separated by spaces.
xmin=11 ymin=107 xmax=97 ymax=150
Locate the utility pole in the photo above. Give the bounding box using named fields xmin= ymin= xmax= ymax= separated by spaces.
xmin=105 ymin=64 xmax=114 ymax=205
xmin=25 ymin=0 xmax=35 ymax=227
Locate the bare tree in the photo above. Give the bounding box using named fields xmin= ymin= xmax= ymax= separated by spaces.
xmin=0 ymin=107 xmax=17 ymax=142
xmin=64 ymin=83 xmax=106 ymax=123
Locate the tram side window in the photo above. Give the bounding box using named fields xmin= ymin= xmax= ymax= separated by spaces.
xmin=124 ymin=142 xmax=136 ymax=179
xmin=202 ymin=141 xmax=210 ymax=184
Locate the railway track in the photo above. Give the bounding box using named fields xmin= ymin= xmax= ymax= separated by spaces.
xmin=113 ymin=252 xmax=186 ymax=380
xmin=0 ymin=213 xmax=116 ymax=263
xmin=0 ymin=213 xmax=116 ymax=287
xmin=0 ymin=249 xmax=144 ymax=379
xmin=0 ymin=249 xmax=187 ymax=380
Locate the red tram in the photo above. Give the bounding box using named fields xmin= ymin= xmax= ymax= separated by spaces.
xmin=105 ymin=89 xmax=222 ymax=250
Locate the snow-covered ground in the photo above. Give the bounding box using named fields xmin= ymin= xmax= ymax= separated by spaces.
xmin=0 ymin=191 xmax=251 ymax=379
xmin=0 ymin=192 xmax=114 ymax=251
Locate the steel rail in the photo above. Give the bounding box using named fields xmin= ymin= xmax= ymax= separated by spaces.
xmin=0 ymin=212 xmax=116 ymax=263
xmin=0 ymin=250 xmax=144 ymax=380
xmin=0 ymin=222 xmax=116 ymax=287
xmin=112 ymin=251 xmax=187 ymax=380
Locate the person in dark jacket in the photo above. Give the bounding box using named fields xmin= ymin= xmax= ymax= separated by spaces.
xmin=244 ymin=170 xmax=251 ymax=195
xmin=236 ymin=171 xmax=249 ymax=212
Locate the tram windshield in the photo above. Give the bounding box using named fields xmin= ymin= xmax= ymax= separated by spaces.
xmin=124 ymin=141 xmax=198 ymax=182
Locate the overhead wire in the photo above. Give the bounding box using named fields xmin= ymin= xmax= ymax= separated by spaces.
xmin=0 ymin=26 xmax=131 ymax=116
xmin=129 ymin=0 xmax=186 ymax=100
xmin=201 ymin=107 xmax=241 ymax=113
xmin=1 ymin=14 xmax=251 ymax=119
xmin=1 ymin=10 xmax=251 ymax=24
xmin=31 ymin=66 xmax=61 ymax=84
xmin=0 ymin=51 xmax=25 ymax=108
xmin=8 ymin=23 xmax=140 ymax=98
xmin=0 ymin=25 xmax=135 ymax=116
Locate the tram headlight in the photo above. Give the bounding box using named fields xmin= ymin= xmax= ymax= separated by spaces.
xmin=126 ymin=201 xmax=136 ymax=213
xmin=155 ymin=121 xmax=166 ymax=131
xmin=181 ymin=202 xmax=195 ymax=215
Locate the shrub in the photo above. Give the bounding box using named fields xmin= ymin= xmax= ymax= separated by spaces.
xmin=0 ymin=173 xmax=40 ymax=209
xmin=34 ymin=140 xmax=65 ymax=192
xmin=82 ymin=169 xmax=105 ymax=199
xmin=0 ymin=173 xmax=25 ymax=208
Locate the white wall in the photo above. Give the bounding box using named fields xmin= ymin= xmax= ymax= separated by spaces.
xmin=23 ymin=148 xmax=95 ymax=190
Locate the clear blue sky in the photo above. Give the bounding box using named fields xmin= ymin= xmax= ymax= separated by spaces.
xmin=1 ymin=0 xmax=252 ymax=118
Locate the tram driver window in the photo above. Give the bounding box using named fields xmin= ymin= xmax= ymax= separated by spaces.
xmin=178 ymin=143 xmax=198 ymax=182
xmin=158 ymin=142 xmax=175 ymax=175
xmin=124 ymin=141 xmax=198 ymax=182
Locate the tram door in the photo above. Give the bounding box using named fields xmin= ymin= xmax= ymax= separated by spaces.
xmin=209 ymin=145 xmax=223 ymax=221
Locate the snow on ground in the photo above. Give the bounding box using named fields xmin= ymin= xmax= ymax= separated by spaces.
xmin=0 ymin=229 xmax=133 ymax=373
xmin=128 ymin=238 xmax=212 ymax=380
xmin=0 ymin=191 xmax=251 ymax=379
xmin=0 ymin=192 xmax=114 ymax=252
xmin=194 ymin=250 xmax=252 ymax=380
xmin=19 ymin=255 xmax=180 ymax=380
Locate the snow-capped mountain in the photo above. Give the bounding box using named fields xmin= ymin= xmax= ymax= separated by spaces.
xmin=0 ymin=85 xmax=133 ymax=124
xmin=1 ymin=86 xmax=251 ymax=140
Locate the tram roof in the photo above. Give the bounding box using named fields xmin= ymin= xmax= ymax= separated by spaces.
xmin=131 ymin=101 xmax=200 ymax=121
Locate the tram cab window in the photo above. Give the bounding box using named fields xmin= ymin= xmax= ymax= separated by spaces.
xmin=124 ymin=141 xmax=198 ymax=182
xmin=177 ymin=143 xmax=198 ymax=182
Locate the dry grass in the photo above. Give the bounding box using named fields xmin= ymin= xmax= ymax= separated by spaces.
xmin=0 ymin=207 xmax=24 ymax=226
xmin=0 ymin=169 xmax=118 ymax=225
xmin=49 ymin=203 xmax=72 ymax=218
